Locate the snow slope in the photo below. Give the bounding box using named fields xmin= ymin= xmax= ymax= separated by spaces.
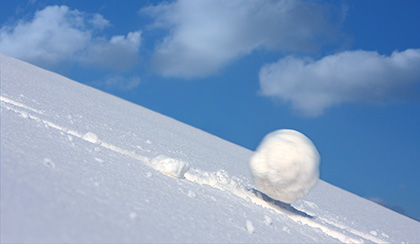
xmin=1 ymin=53 xmax=419 ymax=243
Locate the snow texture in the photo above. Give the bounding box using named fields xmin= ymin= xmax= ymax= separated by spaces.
xmin=249 ymin=129 xmax=320 ymax=203
xmin=1 ymin=53 xmax=420 ymax=243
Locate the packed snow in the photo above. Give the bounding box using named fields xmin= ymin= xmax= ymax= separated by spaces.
xmin=249 ymin=129 xmax=320 ymax=203
xmin=1 ymin=53 xmax=420 ymax=243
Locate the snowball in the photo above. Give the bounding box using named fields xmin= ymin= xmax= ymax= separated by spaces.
xmin=249 ymin=129 xmax=320 ymax=204
xmin=151 ymin=155 xmax=190 ymax=179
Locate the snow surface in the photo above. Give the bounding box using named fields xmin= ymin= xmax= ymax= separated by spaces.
xmin=1 ymin=53 xmax=419 ymax=243
xmin=249 ymin=129 xmax=320 ymax=203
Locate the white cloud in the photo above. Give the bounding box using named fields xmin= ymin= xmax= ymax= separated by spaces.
xmin=0 ymin=5 xmax=141 ymax=71
xmin=101 ymin=74 xmax=141 ymax=90
xmin=78 ymin=31 xmax=142 ymax=71
xmin=259 ymin=49 xmax=420 ymax=116
xmin=0 ymin=6 xmax=90 ymax=67
xmin=88 ymin=13 xmax=110 ymax=30
xmin=141 ymin=0 xmax=344 ymax=78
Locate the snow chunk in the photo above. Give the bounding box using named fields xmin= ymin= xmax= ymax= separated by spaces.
xmin=249 ymin=129 xmax=320 ymax=203
xmin=151 ymin=155 xmax=190 ymax=179
xmin=20 ymin=111 xmax=29 ymax=119
xmin=94 ymin=157 xmax=104 ymax=163
xmin=188 ymin=190 xmax=196 ymax=198
xmin=43 ymin=158 xmax=56 ymax=169
xmin=129 ymin=212 xmax=137 ymax=219
xmin=246 ymin=220 xmax=255 ymax=234
xmin=264 ymin=215 xmax=273 ymax=226
xmin=82 ymin=132 xmax=99 ymax=144
xmin=282 ymin=226 xmax=291 ymax=234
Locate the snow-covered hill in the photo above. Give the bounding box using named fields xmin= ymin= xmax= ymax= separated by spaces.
xmin=1 ymin=53 xmax=419 ymax=243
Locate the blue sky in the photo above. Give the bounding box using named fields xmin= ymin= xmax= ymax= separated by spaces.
xmin=1 ymin=0 xmax=419 ymax=221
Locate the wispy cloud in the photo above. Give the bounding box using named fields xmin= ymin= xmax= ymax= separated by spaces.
xmin=141 ymin=0 xmax=345 ymax=78
xmin=259 ymin=49 xmax=420 ymax=116
xmin=0 ymin=5 xmax=141 ymax=71
xmin=100 ymin=74 xmax=141 ymax=91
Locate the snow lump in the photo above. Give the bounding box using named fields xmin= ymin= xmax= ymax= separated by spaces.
xmin=249 ymin=129 xmax=320 ymax=203
xmin=151 ymin=155 xmax=190 ymax=179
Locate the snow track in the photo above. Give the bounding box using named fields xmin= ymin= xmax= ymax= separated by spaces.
xmin=1 ymin=95 xmax=390 ymax=243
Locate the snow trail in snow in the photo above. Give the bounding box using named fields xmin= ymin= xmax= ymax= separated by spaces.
xmin=1 ymin=95 xmax=390 ymax=244
xmin=183 ymin=168 xmax=370 ymax=244
xmin=318 ymin=216 xmax=389 ymax=243
xmin=1 ymin=96 xmax=151 ymax=166
xmin=0 ymin=96 xmax=44 ymax=114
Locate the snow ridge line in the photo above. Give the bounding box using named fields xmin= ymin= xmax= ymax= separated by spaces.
xmin=1 ymin=96 xmax=388 ymax=244
xmin=0 ymin=96 xmax=44 ymax=114
xmin=183 ymin=169 xmax=387 ymax=244
xmin=1 ymin=96 xmax=151 ymax=165
xmin=318 ymin=216 xmax=389 ymax=244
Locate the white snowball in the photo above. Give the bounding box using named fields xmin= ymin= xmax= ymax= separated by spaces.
xmin=249 ymin=129 xmax=320 ymax=203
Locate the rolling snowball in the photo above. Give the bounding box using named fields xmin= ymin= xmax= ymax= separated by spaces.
xmin=249 ymin=129 xmax=320 ymax=203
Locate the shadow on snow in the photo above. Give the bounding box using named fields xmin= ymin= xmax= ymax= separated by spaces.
xmin=249 ymin=188 xmax=314 ymax=219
